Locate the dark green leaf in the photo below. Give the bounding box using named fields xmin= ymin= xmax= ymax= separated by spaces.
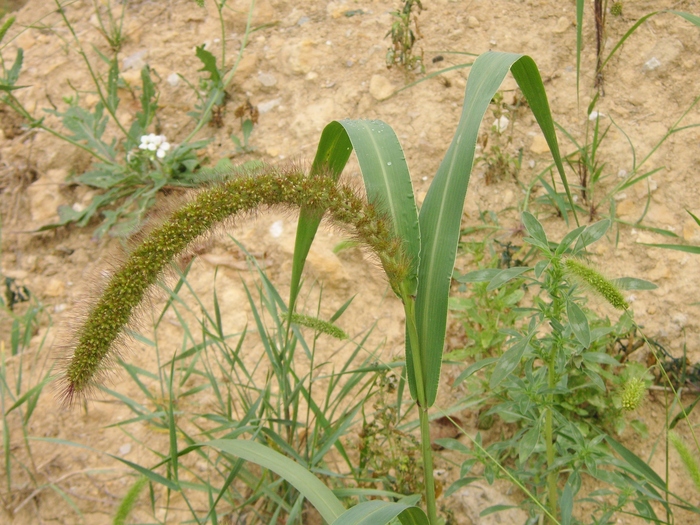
xmin=490 ymin=336 xmax=530 ymax=389
xmin=195 ymin=45 xmax=222 ymax=85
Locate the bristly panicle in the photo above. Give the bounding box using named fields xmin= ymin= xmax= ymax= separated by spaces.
xmin=563 ymin=258 xmax=629 ymax=310
xmin=59 ymin=164 xmax=411 ymax=405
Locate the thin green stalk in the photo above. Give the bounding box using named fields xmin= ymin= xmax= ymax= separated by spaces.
xmin=182 ymin=0 xmax=256 ymax=144
xmin=54 ymin=0 xmax=130 ymax=139
xmin=403 ymin=292 xmax=437 ymax=524
xmin=545 ymin=355 xmax=557 ymax=524
xmin=418 ymin=407 xmax=437 ymax=525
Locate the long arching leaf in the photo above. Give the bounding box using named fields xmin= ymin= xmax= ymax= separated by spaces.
xmin=331 ymin=499 xmax=429 ymax=525
xmin=415 ymin=51 xmax=569 ymax=407
xmin=205 ymin=439 xmax=345 ymax=524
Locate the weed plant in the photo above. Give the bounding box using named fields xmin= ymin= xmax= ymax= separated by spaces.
xmin=385 ymin=0 xmax=424 ymax=73
xmin=0 ymin=0 xmax=259 ymax=237
xmin=0 ymin=278 xmax=57 ymax=517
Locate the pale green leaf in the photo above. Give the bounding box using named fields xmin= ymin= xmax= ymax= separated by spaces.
xmin=567 ymin=299 xmax=590 ymax=348
xmin=206 ymin=439 xmax=345 ymax=523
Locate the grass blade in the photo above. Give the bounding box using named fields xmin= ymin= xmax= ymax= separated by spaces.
xmin=337 ymin=118 xmax=420 ymax=296
xmin=416 ymin=51 xmax=569 ymax=406
xmin=205 ymin=439 xmax=346 ymax=523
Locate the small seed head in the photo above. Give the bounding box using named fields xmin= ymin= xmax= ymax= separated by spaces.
xmin=621 ymin=377 xmax=646 ymax=411
xmin=564 ymin=258 xmax=629 ymax=310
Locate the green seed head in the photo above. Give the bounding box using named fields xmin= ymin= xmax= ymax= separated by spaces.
xmin=563 ymin=258 xmax=629 ymax=310
xmin=59 ymin=165 xmax=409 ymax=405
xmin=621 ymin=377 xmax=646 ymax=411
xmin=290 ymin=314 xmax=348 ymax=340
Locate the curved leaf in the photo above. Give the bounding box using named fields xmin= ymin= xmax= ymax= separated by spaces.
xmin=416 ymin=51 xmax=568 ymax=407
xmin=337 ymin=119 xmax=420 ymax=296
xmin=205 ymin=439 xmax=345 ymax=524
xmin=331 ymin=500 xmax=429 ymax=525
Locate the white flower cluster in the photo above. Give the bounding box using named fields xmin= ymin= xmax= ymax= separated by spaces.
xmin=139 ymin=134 xmax=171 ymax=159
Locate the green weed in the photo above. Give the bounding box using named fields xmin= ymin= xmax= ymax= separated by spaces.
xmin=0 ymin=0 xmax=259 ymax=237
xmin=385 ymin=0 xmax=424 ymax=73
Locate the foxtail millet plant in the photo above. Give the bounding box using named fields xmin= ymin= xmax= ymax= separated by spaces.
xmin=59 ymin=164 xmax=410 ymax=404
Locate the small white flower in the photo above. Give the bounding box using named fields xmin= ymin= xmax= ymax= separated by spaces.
xmin=492 ymin=115 xmax=510 ymax=133
xmin=139 ymin=133 xmax=170 ymax=160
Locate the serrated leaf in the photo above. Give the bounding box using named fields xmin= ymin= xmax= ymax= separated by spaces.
xmin=195 ymin=45 xmax=222 ymax=85
xmin=106 ymin=57 xmax=119 ymax=113
xmin=8 ymin=47 xmax=23 ymax=86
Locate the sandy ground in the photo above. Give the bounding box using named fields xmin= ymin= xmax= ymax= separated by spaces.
xmin=1 ymin=0 xmax=700 ymax=523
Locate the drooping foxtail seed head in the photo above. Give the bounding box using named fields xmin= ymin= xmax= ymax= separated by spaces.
xmin=563 ymin=258 xmax=629 ymax=310
xmin=59 ymin=165 xmax=410 ymax=405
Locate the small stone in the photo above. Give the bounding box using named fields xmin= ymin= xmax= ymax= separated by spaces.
xmin=258 ymin=72 xmax=277 ymax=87
xmin=45 ymin=279 xmax=65 ymax=297
xmin=369 ymin=75 xmax=395 ymax=101
xmin=123 ymin=50 xmax=148 ymax=71
xmin=643 ymin=57 xmax=661 ymax=71
xmin=553 ymin=16 xmax=570 ymax=33
xmin=269 ymin=220 xmax=284 ymax=238
xmin=167 ymin=73 xmax=180 ymax=87
xmin=258 ymin=98 xmax=281 ymax=113
xmin=467 ymin=16 xmax=479 ymax=28
xmin=119 ymin=444 xmax=132 ymax=456
xmin=529 ymin=134 xmax=549 ymax=154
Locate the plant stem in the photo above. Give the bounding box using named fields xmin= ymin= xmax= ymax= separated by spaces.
xmin=419 ymin=406 xmax=438 ymax=525
xmin=545 ymin=356 xmax=557 ymax=524
xmin=403 ymin=293 xmax=437 ymax=524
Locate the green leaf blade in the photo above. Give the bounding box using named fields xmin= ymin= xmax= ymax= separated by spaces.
xmin=206 ymin=439 xmax=345 ymax=523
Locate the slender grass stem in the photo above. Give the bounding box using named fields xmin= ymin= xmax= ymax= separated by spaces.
xmin=418 ymin=407 xmax=437 ymax=525
xmin=402 ymin=292 xmax=437 ymax=523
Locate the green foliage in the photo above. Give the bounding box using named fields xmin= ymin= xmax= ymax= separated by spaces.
xmin=385 ymin=0 xmax=424 ymax=73
xmin=55 ymin=40 xmax=700 ymax=525
xmin=0 ymin=0 xmax=257 ymax=237
xmin=476 ymin=91 xmax=526 ymax=184
xmin=447 ymin=214 xmax=699 ymax=524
